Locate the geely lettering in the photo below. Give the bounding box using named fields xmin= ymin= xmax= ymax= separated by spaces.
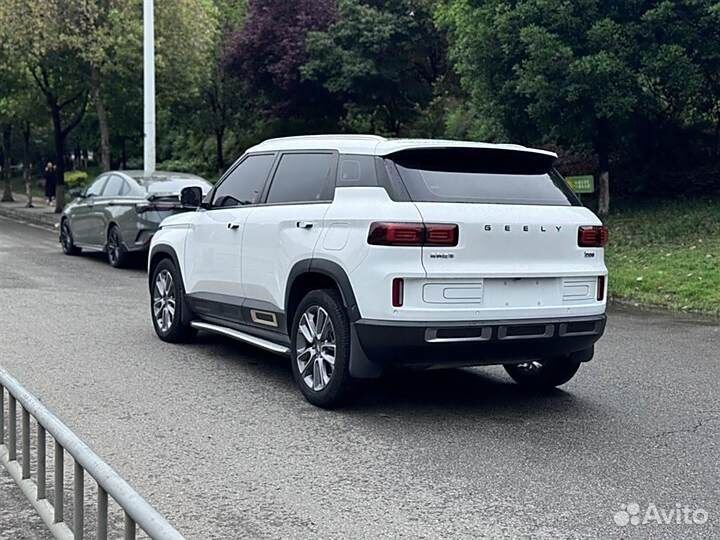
xmin=148 ymin=136 xmax=608 ymax=408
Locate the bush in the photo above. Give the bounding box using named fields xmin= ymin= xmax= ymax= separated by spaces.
xmin=156 ymin=159 xmax=207 ymax=176
xmin=64 ymin=170 xmax=89 ymax=189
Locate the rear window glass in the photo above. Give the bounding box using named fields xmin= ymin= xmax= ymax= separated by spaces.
xmin=389 ymin=148 xmax=580 ymax=206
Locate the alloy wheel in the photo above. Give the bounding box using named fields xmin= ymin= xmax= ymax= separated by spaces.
xmin=60 ymin=222 xmax=72 ymax=251
xmin=108 ymin=229 xmax=121 ymax=266
xmin=153 ymin=269 xmax=176 ymax=333
xmin=295 ymin=306 xmax=336 ymax=392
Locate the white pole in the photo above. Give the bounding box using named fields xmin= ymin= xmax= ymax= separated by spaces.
xmin=143 ymin=0 xmax=156 ymax=177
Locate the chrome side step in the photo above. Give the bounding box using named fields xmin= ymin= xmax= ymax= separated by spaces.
xmin=190 ymin=321 xmax=290 ymax=356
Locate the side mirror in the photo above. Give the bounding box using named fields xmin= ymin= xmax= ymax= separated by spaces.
xmin=69 ymin=187 xmax=85 ymax=198
xmin=180 ymin=186 xmax=203 ymax=208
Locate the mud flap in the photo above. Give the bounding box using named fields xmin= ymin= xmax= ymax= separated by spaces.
xmin=349 ymin=323 xmax=383 ymax=378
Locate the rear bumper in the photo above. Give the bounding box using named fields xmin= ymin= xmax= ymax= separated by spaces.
xmin=128 ymin=228 xmax=157 ymax=251
xmin=353 ymin=314 xmax=606 ymax=368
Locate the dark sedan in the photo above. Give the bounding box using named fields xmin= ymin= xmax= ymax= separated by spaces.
xmin=59 ymin=170 xmax=212 ymax=267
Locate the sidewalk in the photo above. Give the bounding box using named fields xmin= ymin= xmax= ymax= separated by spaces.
xmin=0 ymin=193 xmax=60 ymax=230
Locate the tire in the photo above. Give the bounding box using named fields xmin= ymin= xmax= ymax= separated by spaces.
xmin=60 ymin=219 xmax=81 ymax=255
xmin=150 ymin=258 xmax=196 ymax=343
xmin=107 ymin=225 xmax=130 ymax=268
xmin=290 ymin=289 xmax=354 ymax=408
xmin=504 ymin=356 xmax=582 ymax=389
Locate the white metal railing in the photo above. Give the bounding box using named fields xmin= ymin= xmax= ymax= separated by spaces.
xmin=0 ymin=366 xmax=184 ymax=540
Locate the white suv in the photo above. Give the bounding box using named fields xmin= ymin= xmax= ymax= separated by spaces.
xmin=149 ymin=135 xmax=607 ymax=407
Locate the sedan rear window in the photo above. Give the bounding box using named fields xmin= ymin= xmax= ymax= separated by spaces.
xmin=388 ymin=148 xmax=580 ymax=206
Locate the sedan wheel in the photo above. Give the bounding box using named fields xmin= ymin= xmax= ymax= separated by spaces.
xmin=153 ymin=269 xmax=176 ymax=333
xmin=107 ymin=226 xmax=128 ymax=268
xmin=296 ymin=306 xmax=336 ymax=392
xmin=60 ymin=220 xmax=81 ymax=255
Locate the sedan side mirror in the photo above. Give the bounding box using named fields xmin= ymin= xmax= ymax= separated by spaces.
xmin=69 ymin=187 xmax=85 ymax=198
xmin=180 ymin=186 xmax=203 ymax=208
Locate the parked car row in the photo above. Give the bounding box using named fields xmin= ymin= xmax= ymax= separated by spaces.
xmin=60 ymin=136 xmax=608 ymax=408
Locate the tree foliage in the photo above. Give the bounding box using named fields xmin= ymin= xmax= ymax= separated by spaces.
xmin=0 ymin=0 xmax=719 ymax=206
xmin=302 ymin=0 xmax=445 ymax=135
xmin=223 ymin=0 xmax=338 ymax=125
xmin=436 ymin=0 xmax=720 ymax=212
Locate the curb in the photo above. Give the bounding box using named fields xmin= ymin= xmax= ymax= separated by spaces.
xmin=0 ymin=204 xmax=60 ymax=231
xmin=609 ymin=297 xmax=720 ymax=323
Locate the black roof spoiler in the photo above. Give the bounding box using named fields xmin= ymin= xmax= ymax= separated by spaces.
xmin=386 ymin=147 xmax=557 ymax=175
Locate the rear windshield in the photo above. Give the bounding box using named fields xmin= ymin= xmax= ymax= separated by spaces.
xmin=388 ymin=148 xmax=580 ymax=206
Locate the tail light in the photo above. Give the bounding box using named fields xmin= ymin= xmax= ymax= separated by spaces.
xmin=597 ymin=275 xmax=606 ymax=301
xmin=392 ymin=278 xmax=404 ymax=307
xmin=136 ymin=201 xmax=180 ymax=214
xmin=368 ymin=223 xmax=459 ymax=246
xmin=578 ymin=226 xmax=608 ymax=247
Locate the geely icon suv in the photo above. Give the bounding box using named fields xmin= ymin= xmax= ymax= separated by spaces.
xmin=148 ymin=136 xmax=607 ymax=407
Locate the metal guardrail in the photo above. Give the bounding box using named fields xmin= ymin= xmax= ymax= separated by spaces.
xmin=0 ymin=367 xmax=184 ymax=540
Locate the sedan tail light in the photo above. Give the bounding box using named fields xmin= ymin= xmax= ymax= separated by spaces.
xmin=578 ymin=226 xmax=608 ymax=247
xmin=136 ymin=201 xmax=180 ymax=214
xmin=368 ymin=223 xmax=459 ymax=246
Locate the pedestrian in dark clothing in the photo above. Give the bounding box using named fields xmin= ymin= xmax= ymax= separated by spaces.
xmin=43 ymin=161 xmax=57 ymax=205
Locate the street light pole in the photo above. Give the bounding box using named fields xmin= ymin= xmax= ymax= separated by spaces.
xmin=143 ymin=0 xmax=156 ymax=177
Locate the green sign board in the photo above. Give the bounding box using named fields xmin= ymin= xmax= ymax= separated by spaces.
xmin=566 ymin=175 xmax=595 ymax=194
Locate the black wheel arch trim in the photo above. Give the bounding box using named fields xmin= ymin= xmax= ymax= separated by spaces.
xmin=148 ymin=244 xmax=183 ymax=291
xmin=285 ymin=259 xmax=361 ymax=322
xmin=285 ymin=259 xmax=382 ymax=379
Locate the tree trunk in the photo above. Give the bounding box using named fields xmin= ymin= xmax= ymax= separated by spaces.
xmin=51 ymin=105 xmax=66 ymax=214
xmin=215 ymin=128 xmax=225 ymax=174
xmin=1 ymin=125 xmax=14 ymax=203
xmin=91 ymin=66 xmax=111 ymax=171
xmin=597 ymin=170 xmax=610 ymax=217
xmin=22 ymin=122 xmax=33 ymax=208
xmin=121 ymin=137 xmax=127 ymax=169
xmin=595 ymin=119 xmax=611 ymax=217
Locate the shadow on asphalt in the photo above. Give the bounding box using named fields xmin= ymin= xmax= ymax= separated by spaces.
xmin=190 ymin=331 xmax=593 ymax=420
xmin=77 ymin=250 xmax=148 ymax=272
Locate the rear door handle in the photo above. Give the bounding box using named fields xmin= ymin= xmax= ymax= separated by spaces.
xmin=227 ymin=222 xmax=241 ymax=230
xmin=297 ymin=221 xmax=314 ymax=229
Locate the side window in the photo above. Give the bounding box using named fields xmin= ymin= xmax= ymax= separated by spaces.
xmin=337 ymin=154 xmax=377 ymax=187
xmin=266 ymin=153 xmax=335 ymax=204
xmin=118 ymin=179 xmax=131 ymax=196
xmin=102 ymin=175 xmax=125 ymax=197
xmin=212 ymin=154 xmax=275 ymax=207
xmin=85 ymin=176 xmax=107 ymax=197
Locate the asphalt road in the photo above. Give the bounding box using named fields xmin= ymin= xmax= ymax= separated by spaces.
xmin=0 ymin=216 xmax=718 ymax=539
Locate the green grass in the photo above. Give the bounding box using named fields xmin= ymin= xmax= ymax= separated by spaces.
xmin=605 ymin=199 xmax=720 ymax=316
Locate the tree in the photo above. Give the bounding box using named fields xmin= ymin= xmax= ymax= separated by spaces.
xmin=0 ymin=0 xmax=95 ymax=212
xmin=79 ymin=1 xmax=143 ymax=172
xmin=639 ymin=1 xmax=720 ymax=158
xmin=302 ymin=0 xmax=444 ymax=135
xmin=437 ymin=0 xmax=649 ymax=215
xmin=223 ymin=0 xmax=339 ymax=129
xmin=0 ymin=45 xmax=20 ymax=202
xmin=0 ymin=47 xmax=45 ymax=206
xmin=197 ymin=0 xmax=247 ymax=173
